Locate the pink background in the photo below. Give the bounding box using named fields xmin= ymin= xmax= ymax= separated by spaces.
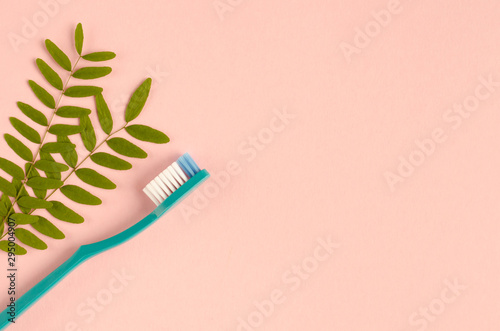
xmin=1 ymin=0 xmax=500 ymax=330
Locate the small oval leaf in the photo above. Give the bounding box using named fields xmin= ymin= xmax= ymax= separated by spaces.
xmin=107 ymin=137 xmax=147 ymax=158
xmin=10 ymin=213 xmax=39 ymax=225
xmin=26 ymin=177 xmax=63 ymax=190
xmin=36 ymin=58 xmax=63 ymax=90
xmin=0 ymin=176 xmax=16 ymax=197
xmin=73 ymin=67 xmax=112 ymax=80
xmin=47 ymin=201 xmax=84 ymax=223
xmin=34 ymin=160 xmax=69 ymax=173
xmin=45 ymin=39 xmax=72 ymax=71
xmin=90 ymin=153 xmax=132 ymax=170
xmin=10 ymin=117 xmax=41 ymax=143
xmin=64 ymin=86 xmax=103 ymax=97
xmin=41 ymin=141 xmax=76 ymax=153
xmin=60 ymin=185 xmax=102 ymax=205
xmin=56 ymin=106 xmax=91 ymax=118
xmin=125 ymin=78 xmax=152 ymax=122
xmin=80 ymin=115 xmax=96 ymax=152
xmin=48 ymin=124 xmax=82 ymax=136
xmin=95 ymin=93 xmax=112 ymax=134
xmin=25 ymin=165 xmax=47 ymax=199
xmin=29 ymin=80 xmax=55 ymax=109
xmin=82 ymin=52 xmax=116 ymax=62
xmin=57 ymin=136 xmax=78 ymax=168
xmin=15 ymin=228 xmax=47 ymax=250
xmin=75 ymin=23 xmax=84 ymax=55
xmin=125 ymin=125 xmax=169 ymax=144
xmin=0 ymin=241 xmax=27 ymax=255
xmin=18 ymin=196 xmax=53 ymax=209
xmin=0 ymin=158 xmax=25 ymax=180
xmin=17 ymin=102 xmax=48 ymax=126
xmin=4 ymin=134 xmax=33 ymax=161
xmin=31 ymin=216 xmax=65 ymax=239
xmin=75 ymin=168 xmax=116 ymax=189
xmin=40 ymin=152 xmax=62 ymax=180
xmin=0 ymin=194 xmax=12 ymax=217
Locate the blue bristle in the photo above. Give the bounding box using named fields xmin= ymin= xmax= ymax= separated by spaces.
xmin=177 ymin=154 xmax=195 ymax=177
xmin=184 ymin=153 xmax=201 ymax=173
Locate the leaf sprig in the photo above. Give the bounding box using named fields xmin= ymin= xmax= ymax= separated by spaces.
xmin=0 ymin=23 xmax=169 ymax=254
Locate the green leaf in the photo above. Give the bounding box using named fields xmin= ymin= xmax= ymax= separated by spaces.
xmin=0 ymin=158 xmax=24 ymax=179
xmin=34 ymin=160 xmax=69 ymax=172
xmin=95 ymin=93 xmax=112 ymax=134
xmin=4 ymin=134 xmax=33 ymax=161
xmin=41 ymin=141 xmax=76 ymax=153
xmin=75 ymin=23 xmax=84 ymax=55
xmin=45 ymin=39 xmax=72 ymax=71
xmin=82 ymin=52 xmax=116 ymax=61
xmin=13 ymin=180 xmax=31 ymax=214
xmin=75 ymin=168 xmax=116 ymax=189
xmin=57 ymin=136 xmax=78 ymax=168
xmin=39 ymin=152 xmax=62 ymax=180
xmin=80 ymin=115 xmax=96 ymax=152
xmin=107 ymin=137 xmax=147 ymax=158
xmin=28 ymin=80 xmax=55 ymax=109
xmin=56 ymin=106 xmax=91 ymax=118
xmin=18 ymin=196 xmax=52 ymax=209
xmin=31 ymin=216 xmax=65 ymax=239
xmin=73 ymin=67 xmax=112 ymax=79
xmin=17 ymin=102 xmax=48 ymax=126
xmin=60 ymin=185 xmax=102 ymax=205
xmin=0 ymin=176 xmax=16 ymax=197
xmin=25 ymin=165 xmax=47 ymax=199
xmin=36 ymin=58 xmax=63 ymax=90
xmin=0 ymin=241 xmax=27 ymax=255
xmin=0 ymin=194 xmax=12 ymax=217
xmin=15 ymin=228 xmax=47 ymax=250
xmin=10 ymin=213 xmax=39 ymax=225
xmin=90 ymin=153 xmax=132 ymax=170
xmin=125 ymin=125 xmax=169 ymax=144
xmin=125 ymin=78 xmax=152 ymax=122
xmin=64 ymin=86 xmax=103 ymax=97
xmin=47 ymin=201 xmax=84 ymax=223
xmin=9 ymin=117 xmax=41 ymax=143
xmin=26 ymin=177 xmax=63 ymax=190
xmin=49 ymin=124 xmax=82 ymax=135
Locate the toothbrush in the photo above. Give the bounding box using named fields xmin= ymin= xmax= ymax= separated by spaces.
xmin=0 ymin=153 xmax=209 ymax=329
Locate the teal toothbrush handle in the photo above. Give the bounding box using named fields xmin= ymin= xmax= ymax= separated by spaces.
xmin=0 ymin=170 xmax=209 ymax=330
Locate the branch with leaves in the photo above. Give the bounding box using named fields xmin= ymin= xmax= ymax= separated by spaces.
xmin=0 ymin=23 xmax=169 ymax=255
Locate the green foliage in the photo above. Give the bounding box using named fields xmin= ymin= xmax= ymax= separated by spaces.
xmin=64 ymin=86 xmax=103 ymax=97
xmin=82 ymin=52 xmax=116 ymax=61
xmin=17 ymin=102 xmax=48 ymax=126
xmin=73 ymin=67 xmax=112 ymax=80
xmin=107 ymin=137 xmax=147 ymax=158
xmin=126 ymin=125 xmax=170 ymax=143
xmin=0 ymin=23 xmax=169 ymax=254
xmin=56 ymin=106 xmax=91 ymax=118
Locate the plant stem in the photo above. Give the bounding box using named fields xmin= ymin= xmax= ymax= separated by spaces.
xmin=0 ymin=56 xmax=81 ymax=234
xmin=42 ymin=125 xmax=127 ymax=202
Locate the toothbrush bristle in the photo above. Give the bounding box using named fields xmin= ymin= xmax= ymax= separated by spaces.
xmin=143 ymin=153 xmax=201 ymax=206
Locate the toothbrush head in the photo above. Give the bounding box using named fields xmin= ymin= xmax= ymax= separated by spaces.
xmin=143 ymin=153 xmax=208 ymax=206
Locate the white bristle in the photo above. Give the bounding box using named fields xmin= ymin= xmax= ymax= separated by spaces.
xmin=143 ymin=187 xmax=160 ymax=206
xmin=143 ymin=158 xmax=196 ymax=205
xmin=150 ymin=181 xmax=167 ymax=201
xmin=162 ymin=169 xmax=180 ymax=189
xmin=146 ymin=183 xmax=163 ymax=205
xmin=154 ymin=177 xmax=171 ymax=196
xmin=167 ymin=166 xmax=183 ymax=188
xmin=172 ymin=162 xmax=188 ymax=182
xmin=159 ymin=172 xmax=176 ymax=193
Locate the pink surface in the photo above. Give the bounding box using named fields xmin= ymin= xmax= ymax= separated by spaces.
xmin=0 ymin=0 xmax=500 ymax=330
